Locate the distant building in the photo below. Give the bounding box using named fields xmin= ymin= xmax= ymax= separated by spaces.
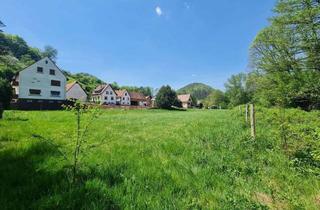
xmin=178 ymin=94 xmax=192 ymax=109
xmin=115 ymin=89 xmax=131 ymax=105
xmin=129 ymin=92 xmax=148 ymax=106
xmin=91 ymin=84 xmax=117 ymax=105
xmin=11 ymin=57 xmax=67 ymax=110
xmin=66 ymin=81 xmax=87 ymax=102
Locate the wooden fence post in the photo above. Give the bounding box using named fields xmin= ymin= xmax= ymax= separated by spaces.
xmin=245 ymin=104 xmax=249 ymax=124
xmin=250 ymin=104 xmax=256 ymax=139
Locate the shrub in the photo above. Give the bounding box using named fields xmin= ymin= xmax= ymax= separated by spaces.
xmin=155 ymin=85 xmax=181 ymax=109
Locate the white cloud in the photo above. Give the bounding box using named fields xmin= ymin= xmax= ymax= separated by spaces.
xmin=184 ymin=2 xmax=191 ymax=9
xmin=155 ymin=6 xmax=162 ymax=16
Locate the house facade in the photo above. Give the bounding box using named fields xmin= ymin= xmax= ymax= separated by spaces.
xmin=115 ymin=90 xmax=131 ymax=105
xmin=91 ymin=84 xmax=117 ymax=105
xmin=11 ymin=57 xmax=67 ymax=109
xmin=66 ymin=81 xmax=87 ymax=102
xmin=178 ymin=94 xmax=192 ymax=109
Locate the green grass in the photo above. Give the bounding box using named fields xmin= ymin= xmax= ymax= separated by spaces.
xmin=0 ymin=109 xmax=319 ymax=209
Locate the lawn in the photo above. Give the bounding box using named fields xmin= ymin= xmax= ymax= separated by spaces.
xmin=0 ymin=109 xmax=319 ymax=209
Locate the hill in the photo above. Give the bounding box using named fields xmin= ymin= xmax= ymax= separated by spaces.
xmin=177 ymin=83 xmax=214 ymax=100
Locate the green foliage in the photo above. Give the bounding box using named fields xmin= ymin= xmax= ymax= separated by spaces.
xmin=0 ymin=109 xmax=319 ymax=209
xmin=250 ymin=0 xmax=320 ymax=110
xmin=66 ymin=72 xmax=104 ymax=96
xmin=120 ymin=86 xmax=152 ymax=96
xmin=203 ymin=89 xmax=227 ymax=108
xmin=156 ymin=85 xmax=181 ymax=109
xmin=177 ymin=83 xmax=213 ymax=101
xmin=0 ymin=78 xmax=12 ymax=109
xmin=224 ymin=73 xmax=251 ymax=107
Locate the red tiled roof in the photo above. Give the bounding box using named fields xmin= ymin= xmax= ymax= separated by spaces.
xmin=115 ymin=89 xmax=127 ymax=97
xmin=178 ymin=94 xmax=191 ymax=103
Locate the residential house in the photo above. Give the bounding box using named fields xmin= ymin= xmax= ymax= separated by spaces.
xmin=66 ymin=81 xmax=87 ymax=102
xmin=91 ymin=84 xmax=117 ymax=105
xmin=129 ymin=92 xmax=148 ymax=106
xmin=115 ymin=89 xmax=131 ymax=105
xmin=11 ymin=57 xmax=67 ymax=110
xmin=178 ymin=94 xmax=192 ymax=109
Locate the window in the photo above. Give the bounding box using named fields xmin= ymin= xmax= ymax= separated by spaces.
xmin=51 ymin=80 xmax=61 ymax=86
xmin=125 ymin=93 xmax=127 ymax=96
xmin=50 ymin=69 xmax=55 ymax=75
xmin=29 ymin=89 xmax=41 ymax=95
xmin=111 ymin=96 xmax=114 ymax=100
xmin=37 ymin=67 xmax=43 ymax=73
xmin=105 ymin=96 xmax=108 ymax=100
xmin=110 ymin=91 xmax=113 ymax=95
xmin=123 ymin=97 xmax=125 ymax=100
xmin=45 ymin=60 xmax=48 ymax=64
xmin=51 ymin=91 xmax=60 ymax=97
xmin=106 ymin=91 xmax=109 ymax=95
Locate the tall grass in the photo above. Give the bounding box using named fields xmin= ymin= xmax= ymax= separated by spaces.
xmin=0 ymin=109 xmax=319 ymax=209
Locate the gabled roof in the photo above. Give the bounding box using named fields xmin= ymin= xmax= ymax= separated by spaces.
xmin=66 ymin=81 xmax=87 ymax=94
xmin=129 ymin=92 xmax=146 ymax=101
xmin=92 ymin=84 xmax=115 ymax=95
xmin=115 ymin=89 xmax=128 ymax=97
xmin=17 ymin=57 xmax=66 ymax=79
xmin=178 ymin=94 xmax=191 ymax=103
xmin=66 ymin=81 xmax=77 ymax=91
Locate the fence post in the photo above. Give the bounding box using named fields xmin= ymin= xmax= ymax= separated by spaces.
xmin=250 ymin=104 xmax=256 ymax=139
xmin=245 ymin=104 xmax=249 ymax=124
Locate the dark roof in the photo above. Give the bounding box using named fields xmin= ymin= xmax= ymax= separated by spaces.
xmin=129 ymin=92 xmax=146 ymax=101
xmin=92 ymin=84 xmax=115 ymax=96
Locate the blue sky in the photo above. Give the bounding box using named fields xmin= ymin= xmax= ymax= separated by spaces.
xmin=1 ymin=0 xmax=275 ymax=90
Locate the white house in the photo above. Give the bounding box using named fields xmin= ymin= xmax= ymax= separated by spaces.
xmin=91 ymin=84 xmax=117 ymax=105
xmin=11 ymin=57 xmax=67 ymax=109
xmin=66 ymin=81 xmax=87 ymax=102
xmin=115 ymin=89 xmax=131 ymax=105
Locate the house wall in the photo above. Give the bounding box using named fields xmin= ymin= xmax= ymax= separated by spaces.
xmin=17 ymin=58 xmax=66 ymax=100
xmin=66 ymin=83 xmax=87 ymax=102
xmin=98 ymin=85 xmax=117 ymax=104
xmin=119 ymin=91 xmax=131 ymax=105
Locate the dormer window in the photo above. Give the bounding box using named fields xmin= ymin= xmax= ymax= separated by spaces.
xmin=37 ymin=67 xmax=43 ymax=73
xmin=50 ymin=69 xmax=55 ymax=75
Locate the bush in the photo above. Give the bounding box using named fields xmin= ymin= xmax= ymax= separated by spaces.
xmin=0 ymin=78 xmax=12 ymax=109
xmin=155 ymin=85 xmax=181 ymax=109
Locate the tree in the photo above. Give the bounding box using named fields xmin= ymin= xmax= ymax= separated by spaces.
xmin=250 ymin=0 xmax=320 ymax=110
xmin=204 ymin=89 xmax=227 ymax=108
xmin=0 ymin=78 xmax=12 ymax=118
xmin=155 ymin=85 xmax=181 ymax=109
xmin=225 ymin=73 xmax=250 ymax=107
xmin=42 ymin=45 xmax=58 ymax=62
xmin=0 ymin=20 xmax=5 ymax=32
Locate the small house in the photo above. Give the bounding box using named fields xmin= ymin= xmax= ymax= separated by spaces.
xmin=66 ymin=81 xmax=87 ymax=102
xmin=115 ymin=89 xmax=131 ymax=105
xmin=178 ymin=94 xmax=192 ymax=109
xmin=91 ymin=84 xmax=117 ymax=105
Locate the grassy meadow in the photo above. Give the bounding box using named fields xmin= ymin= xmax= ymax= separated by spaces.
xmin=0 ymin=108 xmax=319 ymax=209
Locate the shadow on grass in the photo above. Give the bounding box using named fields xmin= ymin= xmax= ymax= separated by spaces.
xmin=0 ymin=140 xmax=120 ymax=209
